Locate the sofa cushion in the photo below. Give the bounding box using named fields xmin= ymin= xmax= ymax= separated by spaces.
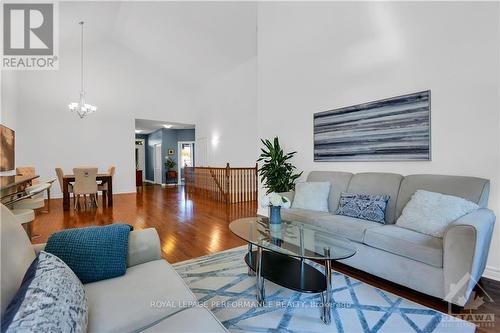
xmin=312 ymin=215 xmax=382 ymax=243
xmin=84 ymin=259 xmax=197 ymax=333
xmin=291 ymin=182 xmax=330 ymax=212
xmin=281 ymin=208 xmax=331 ymax=224
xmin=1 ymin=205 xmax=36 ymax=317
xmin=141 ymin=306 xmax=227 ymax=332
xmin=306 ymin=171 xmax=353 ymax=212
xmin=2 ymin=251 xmax=88 ymax=333
xmin=395 ymin=174 xmax=490 ymax=219
xmin=364 ymin=225 xmax=443 ymax=267
xmin=346 ymin=173 xmax=403 ymax=224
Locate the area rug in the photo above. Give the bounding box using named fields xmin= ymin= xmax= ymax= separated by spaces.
xmin=173 ymin=247 xmax=475 ymax=333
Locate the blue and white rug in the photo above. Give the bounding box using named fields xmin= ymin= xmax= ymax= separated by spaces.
xmin=173 ymin=247 xmax=475 ymax=333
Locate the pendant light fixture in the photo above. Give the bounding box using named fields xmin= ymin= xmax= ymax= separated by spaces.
xmin=68 ymin=21 xmax=97 ymax=118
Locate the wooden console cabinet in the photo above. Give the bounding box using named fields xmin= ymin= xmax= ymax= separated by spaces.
xmin=136 ymin=170 xmax=143 ymax=187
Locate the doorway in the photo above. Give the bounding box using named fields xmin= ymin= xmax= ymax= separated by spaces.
xmin=135 ymin=139 xmax=145 ymax=181
xmin=178 ymin=141 xmax=195 ymax=185
xmin=154 ymin=143 xmax=162 ymax=184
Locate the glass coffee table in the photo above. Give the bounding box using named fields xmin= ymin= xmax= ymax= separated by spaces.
xmin=229 ymin=216 xmax=356 ymax=324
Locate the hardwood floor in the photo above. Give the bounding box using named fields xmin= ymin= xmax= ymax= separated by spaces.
xmin=31 ymin=184 xmax=499 ymax=332
xmin=32 ymin=184 xmax=252 ymax=262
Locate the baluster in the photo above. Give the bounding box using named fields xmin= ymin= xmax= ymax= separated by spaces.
xmin=244 ymin=169 xmax=247 ymax=202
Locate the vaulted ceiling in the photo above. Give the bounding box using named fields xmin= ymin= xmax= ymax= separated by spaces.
xmin=59 ymin=1 xmax=257 ymax=88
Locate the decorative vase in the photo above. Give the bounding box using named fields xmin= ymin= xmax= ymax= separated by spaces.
xmin=269 ymin=223 xmax=282 ymax=246
xmin=269 ymin=206 xmax=282 ymax=225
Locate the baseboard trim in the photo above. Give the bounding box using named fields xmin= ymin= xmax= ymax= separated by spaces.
xmin=483 ymin=266 xmax=500 ymax=281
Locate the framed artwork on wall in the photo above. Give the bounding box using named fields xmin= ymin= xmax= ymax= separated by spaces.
xmin=168 ymin=149 xmax=174 ymax=155
xmin=313 ymin=90 xmax=431 ymax=161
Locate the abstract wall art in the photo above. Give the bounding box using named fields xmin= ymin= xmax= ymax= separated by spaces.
xmin=314 ymin=90 xmax=431 ymax=161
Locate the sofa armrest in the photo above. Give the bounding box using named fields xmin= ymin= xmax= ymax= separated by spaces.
xmin=278 ymin=191 xmax=295 ymax=205
xmin=32 ymin=243 xmax=46 ymax=254
xmin=127 ymin=228 xmax=162 ymax=267
xmin=443 ymin=208 xmax=496 ymax=305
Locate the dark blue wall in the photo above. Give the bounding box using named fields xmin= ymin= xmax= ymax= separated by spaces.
xmin=141 ymin=128 xmax=195 ymax=183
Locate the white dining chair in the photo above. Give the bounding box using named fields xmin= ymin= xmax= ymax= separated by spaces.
xmin=55 ymin=168 xmax=74 ymax=203
xmin=98 ymin=166 xmax=115 ymax=203
xmin=73 ymin=167 xmax=98 ymax=210
xmin=10 ymin=183 xmax=52 ymax=239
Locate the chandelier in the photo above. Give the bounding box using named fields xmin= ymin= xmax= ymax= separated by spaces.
xmin=68 ymin=21 xmax=97 ymax=118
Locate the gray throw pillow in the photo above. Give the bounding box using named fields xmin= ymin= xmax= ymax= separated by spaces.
xmin=291 ymin=182 xmax=331 ymax=212
xmin=1 ymin=251 xmax=88 ymax=333
xmin=336 ymin=193 xmax=390 ymax=223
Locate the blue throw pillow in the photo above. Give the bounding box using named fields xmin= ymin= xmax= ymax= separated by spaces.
xmin=336 ymin=193 xmax=390 ymax=223
xmin=1 ymin=251 xmax=88 ymax=333
xmin=44 ymin=224 xmax=133 ymax=283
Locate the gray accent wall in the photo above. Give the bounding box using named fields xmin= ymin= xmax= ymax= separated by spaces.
xmin=141 ymin=128 xmax=195 ymax=183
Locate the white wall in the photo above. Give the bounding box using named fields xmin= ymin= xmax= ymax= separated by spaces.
xmin=194 ymin=58 xmax=258 ymax=167
xmin=257 ymin=2 xmax=500 ymax=278
xmin=4 ymin=37 xmax=196 ymax=196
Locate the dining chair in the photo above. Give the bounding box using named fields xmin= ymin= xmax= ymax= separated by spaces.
xmin=55 ymin=168 xmax=75 ymax=203
xmin=98 ymin=166 xmax=115 ymax=203
xmin=10 ymin=183 xmax=52 ymax=239
xmin=73 ymin=167 xmax=98 ymax=210
xmin=16 ymin=166 xmax=56 ymax=212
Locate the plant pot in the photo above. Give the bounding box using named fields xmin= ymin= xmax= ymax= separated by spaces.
xmin=269 ymin=206 xmax=282 ymax=225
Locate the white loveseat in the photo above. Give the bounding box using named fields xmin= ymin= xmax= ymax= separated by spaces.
xmin=0 ymin=205 xmax=227 ymax=333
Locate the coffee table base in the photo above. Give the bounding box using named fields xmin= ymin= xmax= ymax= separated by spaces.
xmin=244 ymin=247 xmax=332 ymax=324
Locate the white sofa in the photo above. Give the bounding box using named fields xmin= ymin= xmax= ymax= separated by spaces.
xmin=0 ymin=205 xmax=227 ymax=333
xmin=280 ymin=171 xmax=496 ymax=306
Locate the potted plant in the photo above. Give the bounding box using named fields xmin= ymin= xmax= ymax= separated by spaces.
xmin=257 ymin=137 xmax=302 ymax=224
xmin=165 ymin=157 xmax=176 ymax=171
xmin=165 ymin=157 xmax=177 ymax=182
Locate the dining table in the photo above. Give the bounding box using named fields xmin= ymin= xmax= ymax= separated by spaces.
xmin=62 ymin=173 xmax=113 ymax=211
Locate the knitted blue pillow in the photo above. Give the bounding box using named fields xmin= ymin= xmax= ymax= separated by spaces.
xmin=44 ymin=224 xmax=133 ymax=283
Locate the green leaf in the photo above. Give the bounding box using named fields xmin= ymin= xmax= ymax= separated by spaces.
xmin=257 ymin=137 xmax=303 ymax=193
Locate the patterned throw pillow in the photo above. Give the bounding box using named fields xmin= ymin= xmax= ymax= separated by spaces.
xmin=1 ymin=251 xmax=88 ymax=333
xmin=336 ymin=193 xmax=390 ymax=223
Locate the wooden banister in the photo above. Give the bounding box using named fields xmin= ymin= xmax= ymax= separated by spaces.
xmin=185 ymin=163 xmax=258 ymax=204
